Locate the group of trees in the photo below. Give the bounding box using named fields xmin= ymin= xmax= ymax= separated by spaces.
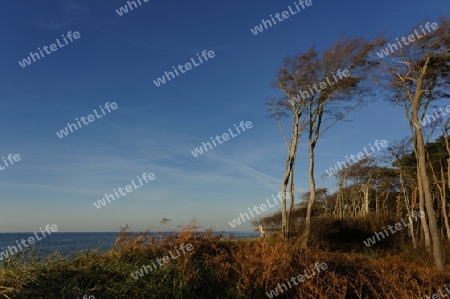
xmin=263 ymin=16 xmax=450 ymax=270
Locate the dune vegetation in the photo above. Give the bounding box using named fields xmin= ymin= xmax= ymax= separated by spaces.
xmin=0 ymin=219 xmax=449 ymax=298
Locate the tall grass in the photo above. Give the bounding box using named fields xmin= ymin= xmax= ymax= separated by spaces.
xmin=0 ymin=219 xmax=449 ymax=298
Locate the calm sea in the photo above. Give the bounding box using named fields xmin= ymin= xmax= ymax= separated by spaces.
xmin=0 ymin=231 xmax=258 ymax=258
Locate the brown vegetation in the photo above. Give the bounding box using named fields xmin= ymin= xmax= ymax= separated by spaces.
xmin=0 ymin=219 xmax=449 ymax=298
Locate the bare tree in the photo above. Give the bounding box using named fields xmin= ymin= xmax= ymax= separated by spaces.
xmin=378 ymin=16 xmax=450 ymax=270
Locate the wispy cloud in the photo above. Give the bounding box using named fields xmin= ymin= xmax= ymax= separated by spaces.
xmin=0 ymin=181 xmax=103 ymax=196
xmin=37 ymin=1 xmax=91 ymax=30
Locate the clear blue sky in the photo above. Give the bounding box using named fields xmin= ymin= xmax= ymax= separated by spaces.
xmin=0 ymin=0 xmax=448 ymax=232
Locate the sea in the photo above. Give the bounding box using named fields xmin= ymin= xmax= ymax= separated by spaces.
xmin=0 ymin=231 xmax=258 ymax=259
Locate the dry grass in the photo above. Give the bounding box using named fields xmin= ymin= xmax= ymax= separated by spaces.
xmin=0 ymin=220 xmax=449 ymax=298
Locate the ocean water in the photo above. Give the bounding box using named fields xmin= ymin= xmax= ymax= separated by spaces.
xmin=0 ymin=231 xmax=258 ymax=259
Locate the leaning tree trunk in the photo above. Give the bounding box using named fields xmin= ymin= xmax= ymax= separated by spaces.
xmin=417 ymin=176 xmax=432 ymax=252
xmin=409 ymin=130 xmax=431 ymax=252
xmin=413 ymin=103 xmax=444 ymax=270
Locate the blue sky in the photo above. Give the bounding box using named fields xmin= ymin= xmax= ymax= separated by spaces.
xmin=0 ymin=0 xmax=448 ymax=232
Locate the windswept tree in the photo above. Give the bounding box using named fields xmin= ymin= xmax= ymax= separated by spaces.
xmin=270 ymin=35 xmax=384 ymax=242
xmin=378 ymin=16 xmax=450 ymax=270
xmin=267 ymin=66 xmax=311 ymax=238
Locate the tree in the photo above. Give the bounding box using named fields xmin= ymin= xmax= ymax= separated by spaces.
xmin=271 ymin=35 xmax=383 ymax=243
xmin=426 ymin=136 xmax=450 ymax=243
xmin=387 ymin=138 xmax=418 ymax=248
xmin=379 ymin=16 xmax=450 ymax=270
xmin=267 ymin=50 xmax=314 ymax=239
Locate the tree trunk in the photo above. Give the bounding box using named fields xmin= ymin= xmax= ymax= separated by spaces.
xmin=281 ymin=168 xmax=289 ymax=239
xmin=417 ymin=177 xmax=432 ymax=252
xmin=440 ymin=163 xmax=450 ymax=243
xmin=398 ymin=165 xmax=416 ymax=248
xmin=413 ymin=104 xmax=445 ymax=270
xmin=362 ymin=185 xmax=370 ymax=217
xmin=444 ymin=118 xmax=450 ymax=241
xmin=303 ymin=140 xmax=316 ymax=246
xmin=280 ymin=114 xmax=300 ymax=239
xmin=334 ymin=174 xmax=347 ymax=220
xmin=288 ymin=164 xmax=296 ymax=238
